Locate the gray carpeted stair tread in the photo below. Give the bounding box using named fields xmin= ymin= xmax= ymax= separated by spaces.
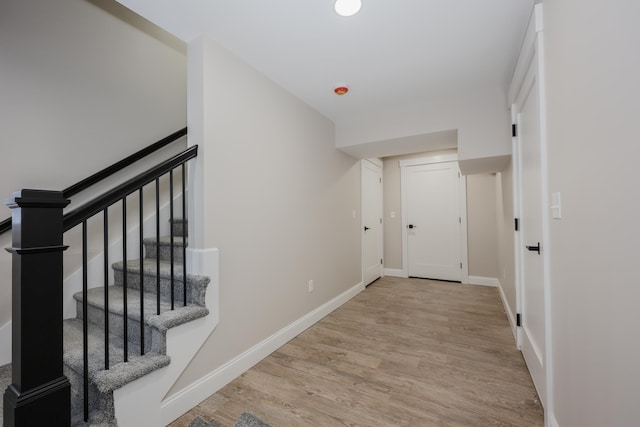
xmin=113 ymin=258 xmax=209 ymax=285
xmin=63 ymin=318 xmax=170 ymax=393
xmin=73 ymin=286 xmax=209 ymax=332
xmin=113 ymin=258 xmax=210 ymax=306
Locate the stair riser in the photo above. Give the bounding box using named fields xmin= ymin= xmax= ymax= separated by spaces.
xmin=144 ymin=241 xmax=185 ymax=263
xmin=170 ymin=219 xmax=187 ymax=238
xmin=113 ymin=269 xmax=207 ymax=306
xmin=65 ymin=365 xmax=115 ymax=426
xmin=77 ymin=301 xmax=165 ymax=354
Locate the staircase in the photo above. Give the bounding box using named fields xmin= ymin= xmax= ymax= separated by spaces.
xmin=62 ymin=218 xmax=210 ymax=426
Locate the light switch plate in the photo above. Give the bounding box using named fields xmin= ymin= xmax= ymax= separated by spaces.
xmin=551 ymin=192 xmax=562 ymax=219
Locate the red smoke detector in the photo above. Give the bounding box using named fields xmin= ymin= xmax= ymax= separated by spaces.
xmin=334 ymin=86 xmax=349 ymax=95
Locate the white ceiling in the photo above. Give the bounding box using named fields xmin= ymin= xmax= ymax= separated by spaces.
xmin=116 ymin=0 xmax=533 ymax=148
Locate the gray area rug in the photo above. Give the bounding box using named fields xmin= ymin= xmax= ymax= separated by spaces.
xmin=188 ymin=412 xmax=272 ymax=427
xmin=0 ymin=363 xmax=11 ymax=426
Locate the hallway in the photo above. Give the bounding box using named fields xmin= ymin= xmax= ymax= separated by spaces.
xmin=170 ymin=277 xmax=543 ymax=426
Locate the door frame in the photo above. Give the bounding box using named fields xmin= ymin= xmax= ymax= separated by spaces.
xmin=508 ymin=3 xmax=553 ymax=418
xmin=399 ymin=154 xmax=468 ymax=283
xmin=361 ymin=158 xmax=384 ymax=285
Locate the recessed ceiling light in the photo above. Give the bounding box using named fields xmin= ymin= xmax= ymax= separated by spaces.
xmin=334 ymin=0 xmax=362 ymax=17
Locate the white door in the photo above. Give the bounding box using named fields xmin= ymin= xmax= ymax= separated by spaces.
xmin=517 ymin=53 xmax=547 ymax=404
xmin=404 ymin=162 xmax=462 ymax=281
xmin=362 ymin=160 xmax=383 ymax=286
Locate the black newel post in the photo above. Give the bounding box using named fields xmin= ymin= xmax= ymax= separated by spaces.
xmin=3 ymin=190 xmax=71 ymax=427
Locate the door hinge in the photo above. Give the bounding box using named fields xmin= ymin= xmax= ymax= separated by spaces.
xmin=380 ymin=218 xmax=382 ymax=224
xmin=514 ymin=218 xmax=519 ymax=231
xmin=379 ymin=177 xmax=382 ymax=183
xmin=517 ymin=313 xmax=522 ymax=327
xmin=459 ymin=217 xmax=461 ymax=224
xmin=512 ymin=124 xmax=518 ymax=137
xmin=380 ymin=259 xmax=383 ymax=265
xmin=460 ymin=262 xmax=463 ymax=269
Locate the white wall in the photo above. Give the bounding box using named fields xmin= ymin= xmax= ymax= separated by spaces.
xmin=336 ymin=87 xmax=512 ymax=171
xmin=0 ymin=0 xmax=187 ymax=328
xmin=466 ymin=174 xmax=499 ymax=280
xmin=544 ymin=1 xmax=640 ymax=425
xmin=169 ymin=37 xmax=361 ymax=392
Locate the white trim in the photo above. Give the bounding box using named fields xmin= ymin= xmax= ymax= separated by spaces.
xmin=361 ymin=159 xmax=384 ymax=286
xmin=549 ymin=412 xmax=560 ymax=427
xmin=510 ymin=4 xmax=554 ymax=423
xmin=159 ymin=281 xmax=364 ymax=425
xmin=0 ymin=321 xmax=11 ymax=366
xmin=535 ymin=4 xmax=555 ymax=423
xmin=383 ymin=268 xmax=406 ymax=278
xmin=400 ymin=157 xmax=468 ymax=282
xmin=459 ymin=175 xmax=469 ymax=284
xmin=508 ymin=6 xmax=538 ymax=106
xmin=466 ymin=276 xmax=499 ymax=287
xmin=496 ymin=280 xmax=518 ymax=342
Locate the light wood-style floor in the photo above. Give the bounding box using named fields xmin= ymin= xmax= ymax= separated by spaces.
xmin=169 ymin=277 xmax=543 ymax=426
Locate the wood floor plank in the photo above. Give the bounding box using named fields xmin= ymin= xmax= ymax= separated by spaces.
xmin=168 ymin=277 xmax=543 ymax=426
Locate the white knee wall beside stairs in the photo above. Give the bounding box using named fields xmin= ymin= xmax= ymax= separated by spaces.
xmin=113 ymin=246 xmax=219 ymax=427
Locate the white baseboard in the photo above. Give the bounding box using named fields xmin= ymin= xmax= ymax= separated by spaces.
xmin=496 ymin=279 xmax=517 ymax=342
xmin=467 ymin=275 xmax=499 ymax=287
xmin=160 ymin=281 xmax=365 ymax=424
xmin=0 ymin=321 xmax=11 ymax=365
xmin=383 ymin=268 xmax=406 ymax=278
xmin=548 ymin=412 xmax=559 ymax=427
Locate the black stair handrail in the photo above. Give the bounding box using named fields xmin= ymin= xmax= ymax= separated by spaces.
xmin=0 ymin=127 xmax=187 ymax=235
xmin=63 ymin=145 xmax=197 ymax=232
xmin=5 ymin=142 xmax=197 ymax=425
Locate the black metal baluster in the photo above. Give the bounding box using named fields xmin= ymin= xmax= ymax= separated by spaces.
xmin=103 ymin=208 xmax=109 ymax=370
xmin=139 ymin=188 xmax=145 ymax=355
xmin=170 ymin=170 xmax=175 ymax=310
xmin=122 ymin=197 xmax=128 ymax=362
xmin=82 ymin=221 xmax=89 ymax=422
xmin=155 ymin=178 xmax=161 ymax=315
xmin=182 ymin=164 xmax=187 ymax=306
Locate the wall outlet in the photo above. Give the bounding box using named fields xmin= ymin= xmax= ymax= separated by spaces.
xmin=308 ymin=279 xmax=314 ymax=293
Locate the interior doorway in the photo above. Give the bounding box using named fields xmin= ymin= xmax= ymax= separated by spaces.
xmin=400 ymin=154 xmax=468 ymax=283
xmin=361 ymin=159 xmax=383 ymax=286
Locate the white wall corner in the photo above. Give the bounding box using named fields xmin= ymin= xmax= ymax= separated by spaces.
xmin=0 ymin=321 xmax=11 ymax=366
xmin=158 ymin=281 xmax=364 ymax=425
xmin=383 ymin=268 xmax=407 ymax=278
xmin=186 ymin=247 xmax=219 ymax=325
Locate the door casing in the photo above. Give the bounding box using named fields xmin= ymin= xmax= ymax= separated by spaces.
xmin=399 ymin=154 xmax=468 ymax=283
xmin=509 ymin=3 xmax=553 ymax=418
xmin=361 ymin=159 xmax=383 ymax=285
